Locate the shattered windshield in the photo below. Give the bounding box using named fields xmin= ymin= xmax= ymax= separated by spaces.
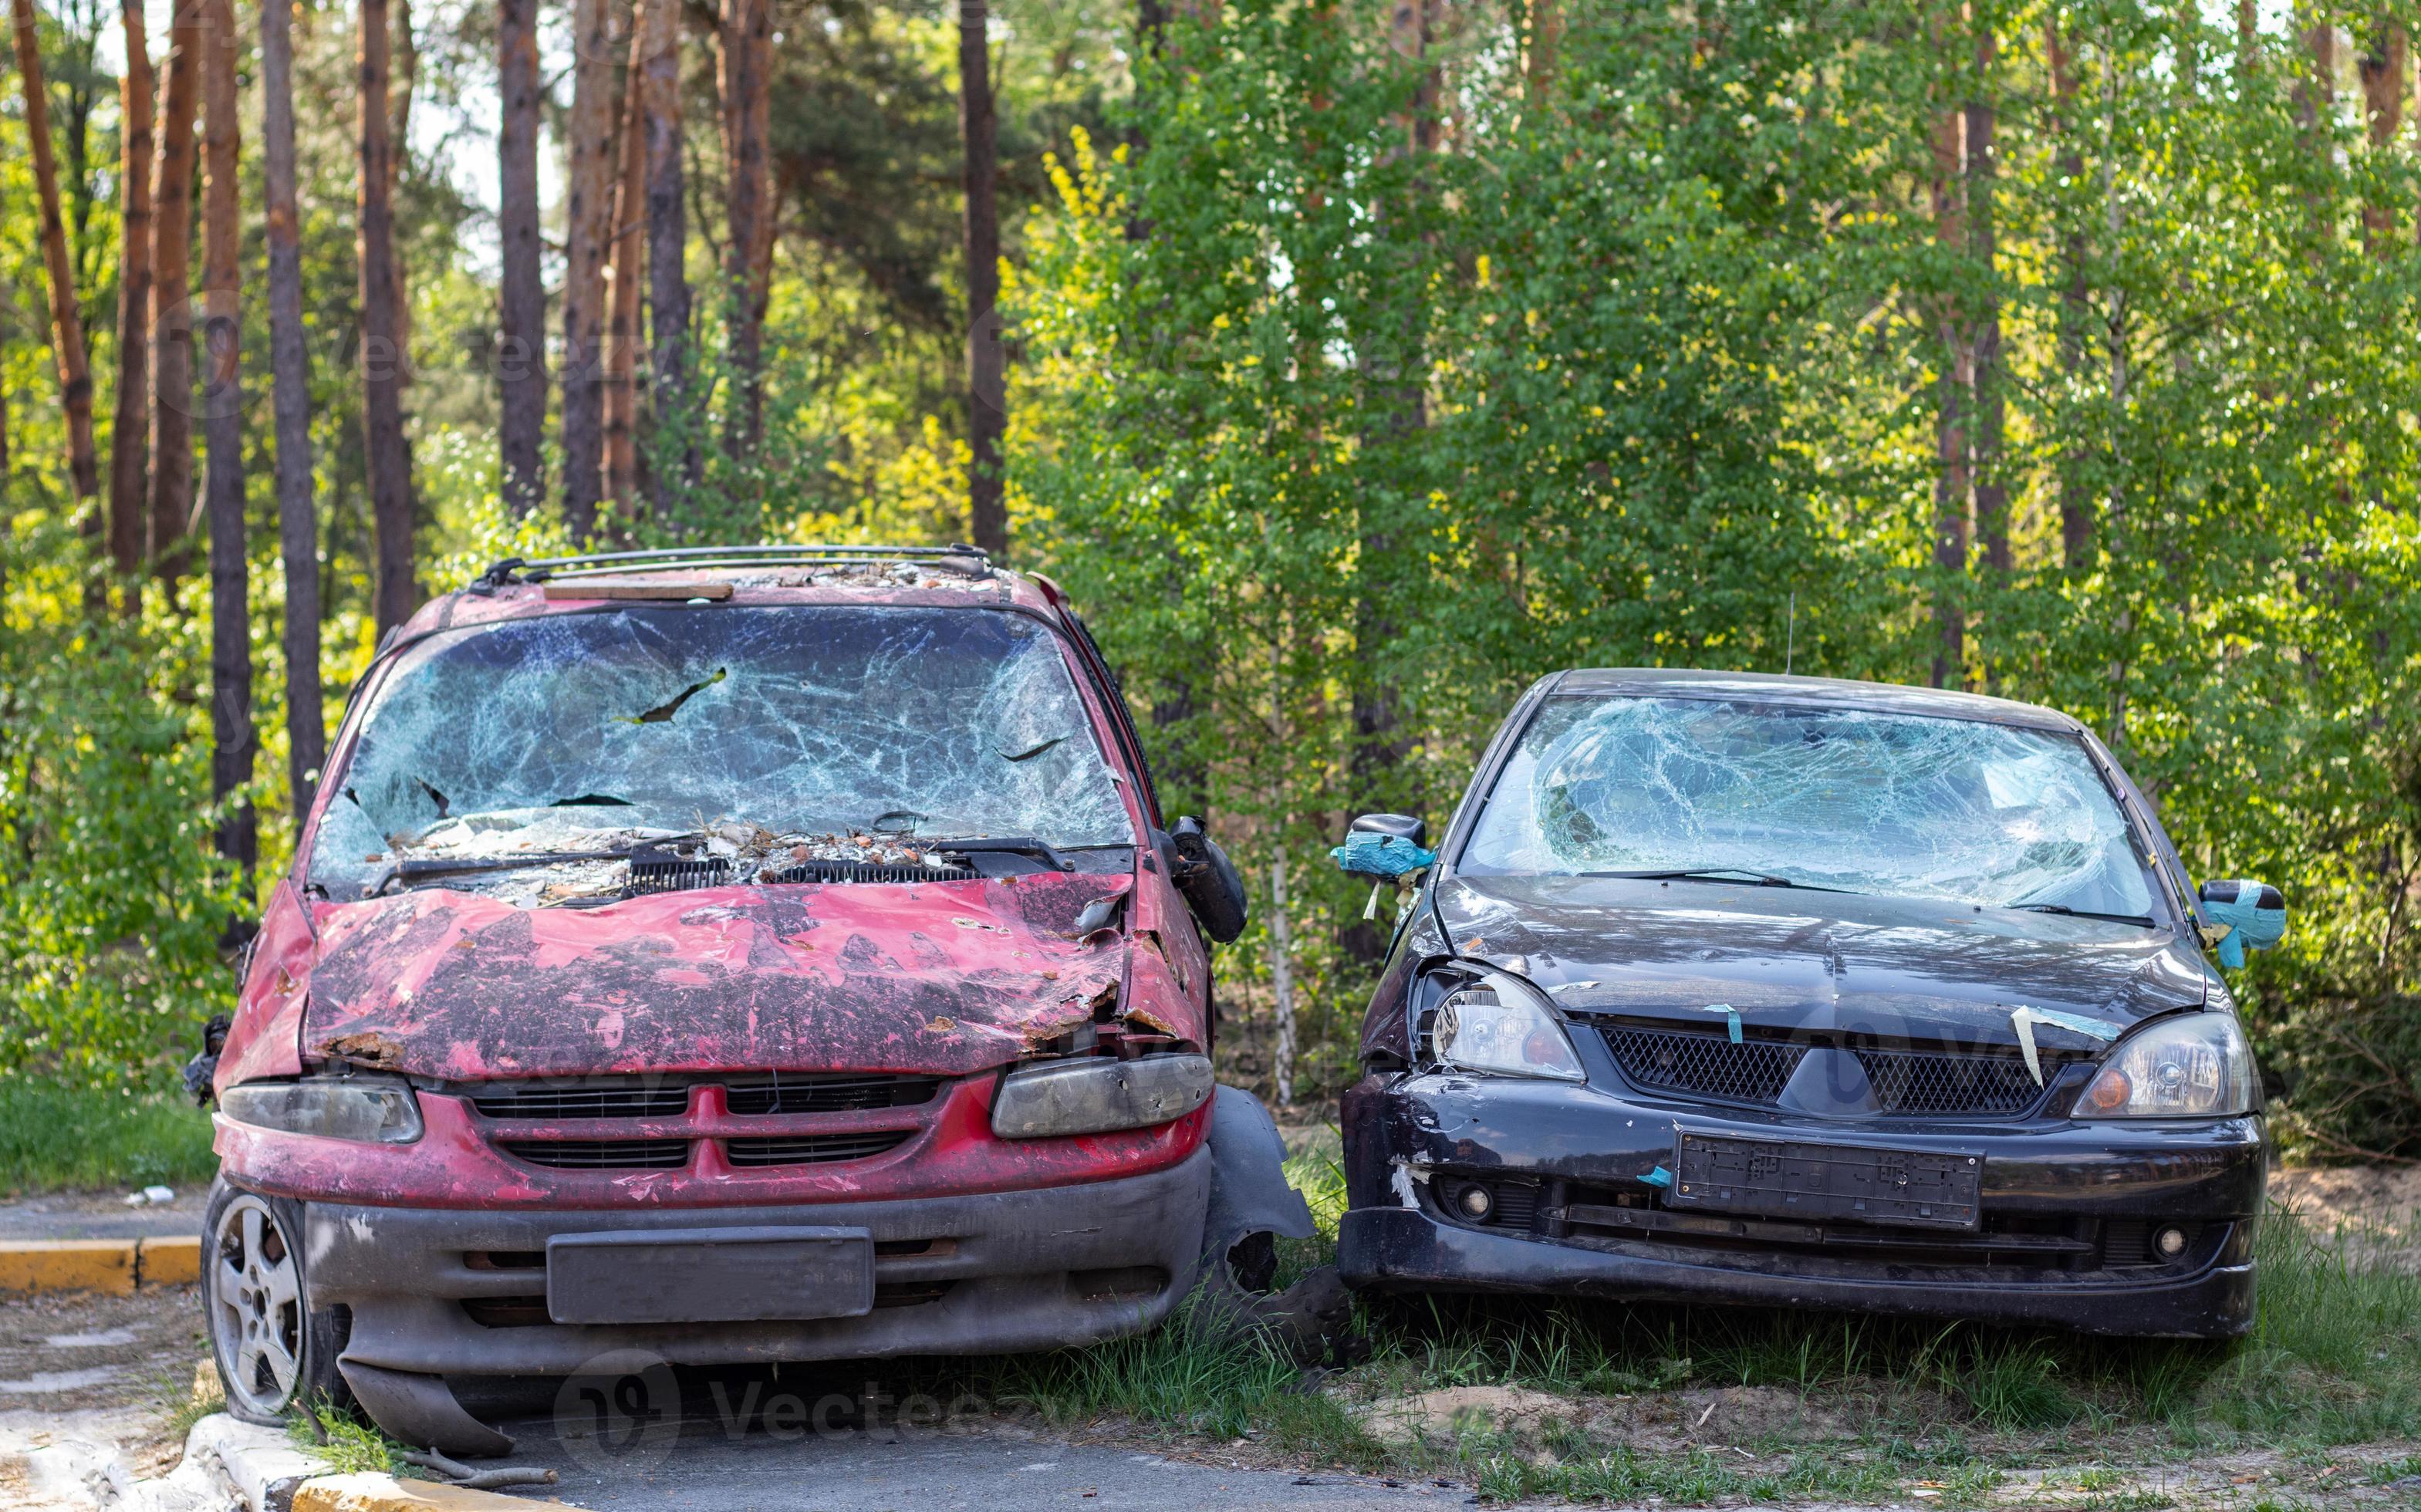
xmin=309 ymin=606 xmax=1134 ymax=894
xmin=1459 ymin=695 xmax=2156 ymax=918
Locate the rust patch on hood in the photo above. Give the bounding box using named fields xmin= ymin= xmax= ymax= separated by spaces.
xmin=302 ymin=872 xmax=1143 ymax=1080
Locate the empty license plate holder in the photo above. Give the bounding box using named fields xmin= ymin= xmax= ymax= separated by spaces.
xmin=546 ymin=1226 xmax=875 ymax=1325
xmin=1668 ymin=1132 xmax=1982 ymax=1230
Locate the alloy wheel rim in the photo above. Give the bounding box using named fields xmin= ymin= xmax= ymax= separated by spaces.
xmin=211 ymin=1195 xmax=304 ymax=1416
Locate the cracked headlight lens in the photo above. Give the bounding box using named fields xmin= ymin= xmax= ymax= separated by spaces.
xmin=2078 ymin=1014 xmax=2255 ymax=1119
xmin=220 ymin=1075 xmax=424 ymax=1143
xmin=1430 ymin=970 xmax=1586 ymax=1082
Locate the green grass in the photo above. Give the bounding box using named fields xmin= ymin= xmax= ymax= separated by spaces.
xmin=0 ymin=1074 xmax=218 ymax=1196
xmin=289 ymin=1396 xmax=420 ymax=1477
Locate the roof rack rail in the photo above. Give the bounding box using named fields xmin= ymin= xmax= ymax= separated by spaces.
xmin=470 ymin=544 xmax=991 ymax=590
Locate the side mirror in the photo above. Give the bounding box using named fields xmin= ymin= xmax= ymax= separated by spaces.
xmin=2197 ymin=879 xmax=2286 ymax=969
xmin=1167 ymin=816 xmax=1249 ymax=945
xmin=1332 ymin=813 xmax=1435 ymax=882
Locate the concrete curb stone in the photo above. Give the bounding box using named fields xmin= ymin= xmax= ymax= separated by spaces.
xmin=0 ymin=1234 xmax=201 ymax=1294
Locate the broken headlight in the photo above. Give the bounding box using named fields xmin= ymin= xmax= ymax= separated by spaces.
xmin=1427 ymin=969 xmax=1585 ymax=1082
xmin=220 ymin=1075 xmax=424 ymax=1144
xmin=991 ymin=1053 xmax=1214 ymax=1139
xmin=2077 ymin=1014 xmax=2255 ymax=1119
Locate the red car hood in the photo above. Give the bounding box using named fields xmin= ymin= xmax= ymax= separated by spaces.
xmin=299 ymin=872 xmax=1134 ymax=1081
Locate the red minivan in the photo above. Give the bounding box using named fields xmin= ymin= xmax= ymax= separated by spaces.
xmin=195 ymin=545 xmax=1305 ymax=1453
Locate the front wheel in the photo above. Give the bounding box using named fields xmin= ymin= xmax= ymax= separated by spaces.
xmin=201 ymin=1179 xmax=352 ymax=1423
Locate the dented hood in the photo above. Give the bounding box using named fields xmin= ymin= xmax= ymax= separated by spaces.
xmin=299 ymin=872 xmax=1133 ymax=1081
xmin=1433 ymin=873 xmax=2207 ymax=1049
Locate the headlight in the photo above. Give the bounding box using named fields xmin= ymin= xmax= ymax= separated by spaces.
xmin=1428 ymin=969 xmax=1585 ymax=1082
xmin=2076 ymin=1014 xmax=2255 ymax=1119
xmin=991 ymin=1052 xmax=1214 ymax=1139
xmin=220 ymin=1075 xmax=424 ymax=1143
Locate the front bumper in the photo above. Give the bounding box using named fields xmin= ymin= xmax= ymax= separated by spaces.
xmin=293 ymin=1144 xmax=1211 ymax=1376
xmin=1339 ymin=1073 xmax=2266 ymax=1338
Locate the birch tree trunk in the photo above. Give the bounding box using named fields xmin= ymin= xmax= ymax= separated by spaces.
xmin=719 ymin=0 xmax=771 ymax=455
xmin=559 ymin=0 xmax=616 ymax=537
xmin=603 ymin=2 xmax=652 ymax=517
xmin=150 ymin=0 xmax=200 ymax=584
xmin=960 ymin=0 xmax=1006 ymax=557
xmin=497 ymin=0 xmax=544 ymax=514
xmin=360 ymin=0 xmax=417 ymax=632
xmin=12 ymin=0 xmax=102 ymax=532
xmin=201 ymin=0 xmax=252 ymax=872
xmin=106 ymin=0 xmax=152 ymax=606
xmin=640 ymin=0 xmax=695 ymax=511
xmin=263 ymin=0 xmax=320 ymax=817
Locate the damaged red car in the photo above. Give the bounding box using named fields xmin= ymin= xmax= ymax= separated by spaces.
xmin=194 ymin=545 xmax=1308 ymax=1453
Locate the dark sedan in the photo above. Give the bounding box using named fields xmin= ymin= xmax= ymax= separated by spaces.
xmin=1335 ymin=670 xmax=2282 ymax=1338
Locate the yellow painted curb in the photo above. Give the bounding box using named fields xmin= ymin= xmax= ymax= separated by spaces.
xmin=139 ymin=1234 xmax=202 ymax=1286
xmin=292 ymin=1473 xmax=556 ymax=1512
xmin=0 ymin=1240 xmax=137 ymax=1296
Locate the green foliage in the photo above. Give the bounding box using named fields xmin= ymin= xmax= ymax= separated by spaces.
xmin=0 ymin=1071 xmax=219 ymax=1195
xmin=1012 ymin=0 xmax=2421 ymax=1142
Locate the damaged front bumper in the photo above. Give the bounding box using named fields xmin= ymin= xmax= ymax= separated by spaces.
xmin=1338 ymin=1073 xmax=2265 ymax=1338
xmin=298 ymin=1144 xmax=1210 ymax=1379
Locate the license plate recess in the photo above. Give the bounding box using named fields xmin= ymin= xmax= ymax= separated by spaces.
xmin=1668 ymin=1132 xmax=1982 ymax=1230
xmin=546 ymin=1226 xmax=875 ymax=1325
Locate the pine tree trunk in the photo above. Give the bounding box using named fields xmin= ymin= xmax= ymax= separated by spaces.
xmin=718 ymin=0 xmax=771 ymax=455
xmin=2358 ymin=22 xmax=2407 ymax=252
xmin=390 ymin=0 xmax=416 ymax=358
xmin=360 ymin=0 xmax=417 ymax=632
xmin=559 ymin=0 xmax=616 ymax=538
xmin=2047 ymin=15 xmax=2092 ymax=572
xmin=201 ymin=0 xmax=252 ymax=872
xmin=1524 ymin=0 xmax=1558 ymax=110
xmin=640 ymin=0 xmax=694 ymax=514
xmin=1967 ymin=35 xmax=2006 ymax=586
xmin=603 ymin=3 xmax=652 ymax=518
xmin=1929 ymin=91 xmax=1969 ymax=691
xmin=150 ymin=0 xmax=200 ymax=585
xmin=263 ymin=0 xmax=321 ymax=817
xmin=960 ymin=0 xmax=1006 ymax=558
xmin=1269 ymin=848 xmax=1295 ymax=1108
xmin=497 ymin=0 xmax=545 ymax=514
xmin=12 ymin=0 xmax=102 ymax=528
xmin=106 ymin=0 xmax=153 ymax=607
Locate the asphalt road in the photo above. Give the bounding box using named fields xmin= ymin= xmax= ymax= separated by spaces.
xmin=491 ymin=1406 xmax=1483 ymax=1512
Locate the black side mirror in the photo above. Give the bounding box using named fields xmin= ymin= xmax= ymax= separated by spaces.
xmin=1334 ymin=813 xmax=1432 ymax=881
xmin=2196 ymin=878 xmax=2287 ymax=969
xmin=1168 ymin=816 xmax=1249 ymax=945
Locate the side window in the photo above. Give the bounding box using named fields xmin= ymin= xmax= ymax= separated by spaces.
xmin=1062 ymin=612 xmax=1165 ymax=829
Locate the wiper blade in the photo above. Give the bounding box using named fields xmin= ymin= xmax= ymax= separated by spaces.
xmin=2010 ymin=903 xmax=2156 ymax=926
xmin=366 ymin=842 xmax=674 ymax=897
xmin=920 ymin=837 xmax=1074 ymax=872
xmin=1588 ymin=866 xmax=1845 ymax=892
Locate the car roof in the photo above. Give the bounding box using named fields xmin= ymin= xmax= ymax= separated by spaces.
xmin=1545 ymin=668 xmax=2085 ymax=734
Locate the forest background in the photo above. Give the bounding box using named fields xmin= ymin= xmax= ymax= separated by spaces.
xmin=3 ymin=0 xmax=2418 ymax=1162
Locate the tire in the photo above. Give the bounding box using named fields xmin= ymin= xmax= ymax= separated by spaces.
xmin=201 ymin=1177 xmax=353 ymax=1425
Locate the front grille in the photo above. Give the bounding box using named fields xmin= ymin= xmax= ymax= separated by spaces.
xmin=765 ymin=861 xmax=974 ymax=886
xmin=725 ymin=1073 xmax=943 ymax=1115
xmin=1602 ymin=1026 xmax=1806 ymax=1105
xmin=501 ymin=1139 xmax=688 ymax=1169
xmin=471 ymin=1083 xmax=691 ymax=1120
xmin=724 ymin=1130 xmax=914 ymax=1167
xmin=1855 ymin=1046 xmax=2049 ymax=1117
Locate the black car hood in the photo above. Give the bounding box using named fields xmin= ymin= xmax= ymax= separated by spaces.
xmin=1427 ymin=873 xmax=2210 ymax=1053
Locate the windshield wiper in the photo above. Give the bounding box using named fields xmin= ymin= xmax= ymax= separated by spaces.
xmin=921 ymin=837 xmax=1074 ymax=873
xmin=365 ymin=841 xmax=680 ymax=897
xmin=1588 ymin=866 xmax=1845 ymax=892
xmin=2010 ymin=903 xmax=2155 ymax=926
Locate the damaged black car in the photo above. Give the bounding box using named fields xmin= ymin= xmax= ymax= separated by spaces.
xmin=1336 ymin=670 xmax=2281 ymax=1338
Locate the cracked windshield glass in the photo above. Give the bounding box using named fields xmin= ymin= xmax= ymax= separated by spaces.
xmin=1460 ymin=696 xmax=2156 ymax=920
xmin=310 ymin=606 xmax=1133 ymax=898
